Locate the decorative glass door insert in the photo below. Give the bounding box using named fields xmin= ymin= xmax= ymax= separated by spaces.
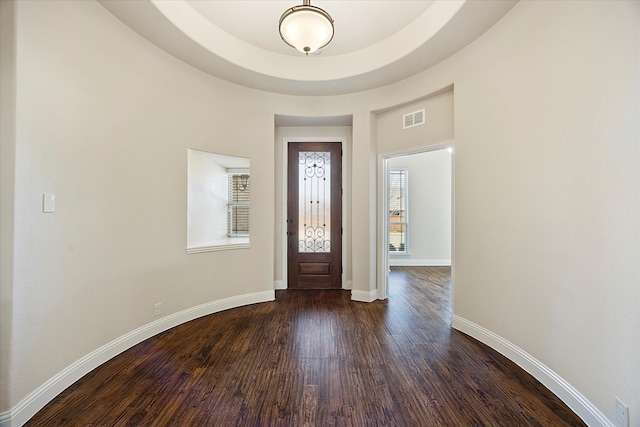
xmin=298 ymin=151 xmax=331 ymax=253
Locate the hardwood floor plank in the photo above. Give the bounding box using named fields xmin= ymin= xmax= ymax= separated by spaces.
xmin=25 ymin=267 xmax=586 ymax=426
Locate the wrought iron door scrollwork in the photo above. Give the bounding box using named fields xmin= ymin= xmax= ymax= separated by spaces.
xmin=298 ymin=151 xmax=332 ymax=253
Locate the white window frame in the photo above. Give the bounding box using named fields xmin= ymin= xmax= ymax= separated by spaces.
xmin=389 ymin=168 xmax=409 ymax=255
xmin=227 ymin=169 xmax=250 ymax=238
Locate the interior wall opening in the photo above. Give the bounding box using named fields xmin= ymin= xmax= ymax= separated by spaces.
xmin=380 ymin=143 xmax=454 ymax=322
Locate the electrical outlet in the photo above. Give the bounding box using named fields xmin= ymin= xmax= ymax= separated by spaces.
xmin=615 ymin=397 xmax=629 ymax=427
xmin=154 ymin=303 xmax=162 ymax=317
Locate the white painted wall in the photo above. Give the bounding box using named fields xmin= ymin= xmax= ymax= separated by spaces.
xmin=388 ymin=149 xmax=451 ymax=266
xmin=1 ymin=1 xmax=638 ymax=426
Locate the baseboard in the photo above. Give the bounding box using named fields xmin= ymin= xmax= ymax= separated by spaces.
xmin=452 ymin=315 xmax=613 ymax=427
xmin=1 ymin=290 xmax=275 ymax=427
xmin=389 ymin=258 xmax=451 ymax=267
xmin=351 ymin=289 xmax=378 ymax=303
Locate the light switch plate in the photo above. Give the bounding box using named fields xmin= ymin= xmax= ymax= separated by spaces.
xmin=43 ymin=193 xmax=55 ymax=213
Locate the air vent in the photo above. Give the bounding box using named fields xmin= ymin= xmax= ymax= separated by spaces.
xmin=403 ymin=109 xmax=425 ymax=129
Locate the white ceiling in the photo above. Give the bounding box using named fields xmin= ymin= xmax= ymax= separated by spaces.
xmin=99 ymin=0 xmax=518 ymax=96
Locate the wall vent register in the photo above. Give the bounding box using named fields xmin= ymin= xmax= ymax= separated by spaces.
xmin=403 ymin=108 xmax=425 ymax=129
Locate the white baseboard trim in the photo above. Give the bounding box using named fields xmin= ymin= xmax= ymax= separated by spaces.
xmin=452 ymin=315 xmax=613 ymax=427
xmin=389 ymin=258 xmax=451 ymax=267
xmin=351 ymin=289 xmax=378 ymax=303
xmin=0 ymin=290 xmax=276 ymax=427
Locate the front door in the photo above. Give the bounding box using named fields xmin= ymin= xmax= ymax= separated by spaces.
xmin=287 ymin=142 xmax=342 ymax=289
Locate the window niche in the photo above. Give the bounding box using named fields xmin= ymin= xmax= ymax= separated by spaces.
xmin=187 ymin=149 xmax=250 ymax=254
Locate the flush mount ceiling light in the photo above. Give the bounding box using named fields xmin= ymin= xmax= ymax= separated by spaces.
xmin=279 ymin=0 xmax=334 ymax=55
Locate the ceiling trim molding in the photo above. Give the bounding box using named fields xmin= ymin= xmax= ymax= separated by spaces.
xmin=150 ymin=0 xmax=465 ymax=82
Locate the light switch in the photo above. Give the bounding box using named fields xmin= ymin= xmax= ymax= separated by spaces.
xmin=43 ymin=193 xmax=55 ymax=213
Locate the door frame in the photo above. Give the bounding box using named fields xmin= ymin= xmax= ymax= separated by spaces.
xmin=377 ymin=140 xmax=455 ymax=310
xmin=280 ymin=137 xmax=349 ymax=289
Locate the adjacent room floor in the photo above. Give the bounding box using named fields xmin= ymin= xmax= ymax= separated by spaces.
xmin=25 ymin=267 xmax=586 ymax=426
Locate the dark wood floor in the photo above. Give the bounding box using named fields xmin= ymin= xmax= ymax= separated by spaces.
xmin=26 ymin=267 xmax=585 ymax=426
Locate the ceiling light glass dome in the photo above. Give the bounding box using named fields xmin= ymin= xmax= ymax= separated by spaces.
xmin=279 ymin=1 xmax=334 ymax=55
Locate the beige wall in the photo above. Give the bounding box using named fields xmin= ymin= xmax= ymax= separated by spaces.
xmin=376 ymin=90 xmax=454 ymax=154
xmin=1 ymin=1 xmax=638 ymax=426
xmin=452 ymin=3 xmax=639 ymax=424
xmin=0 ymin=0 xmax=17 ymax=415
xmin=3 ymin=0 xmax=278 ymax=410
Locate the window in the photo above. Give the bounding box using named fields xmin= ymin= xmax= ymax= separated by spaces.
xmin=389 ymin=169 xmax=408 ymax=254
xmin=186 ymin=149 xmax=250 ymax=254
xmin=227 ymin=170 xmax=250 ymax=237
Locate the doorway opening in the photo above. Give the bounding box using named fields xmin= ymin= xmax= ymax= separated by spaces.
xmin=287 ymin=141 xmax=343 ymax=289
xmin=279 ymin=136 xmax=349 ymax=290
xmin=379 ymin=142 xmax=454 ymax=319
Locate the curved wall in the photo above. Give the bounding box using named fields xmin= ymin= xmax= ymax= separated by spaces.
xmin=446 ymin=3 xmax=639 ymax=425
xmin=3 ymin=0 xmax=281 ymax=421
xmin=1 ymin=1 xmax=638 ymax=426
